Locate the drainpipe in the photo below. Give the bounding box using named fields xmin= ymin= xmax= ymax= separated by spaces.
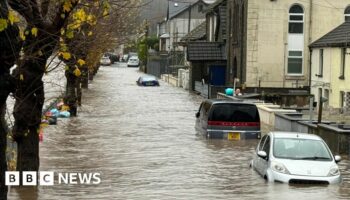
xmin=308 ymin=0 xmax=313 ymax=92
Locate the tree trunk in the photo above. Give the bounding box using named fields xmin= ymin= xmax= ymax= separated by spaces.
xmin=0 ymin=1 xmax=22 ymax=197
xmin=64 ymin=68 xmax=78 ymax=117
xmin=12 ymin=67 xmax=44 ymax=172
xmin=81 ymin=67 xmax=88 ymax=89
xmin=0 ymin=103 xmax=8 ymax=200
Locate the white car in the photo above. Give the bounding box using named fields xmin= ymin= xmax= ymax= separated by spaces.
xmin=251 ymin=132 xmax=341 ymax=184
xmin=127 ymin=56 xmax=140 ymax=67
xmin=100 ymin=56 xmax=111 ymax=66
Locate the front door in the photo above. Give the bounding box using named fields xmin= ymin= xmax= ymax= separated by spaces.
xmin=209 ymin=65 xmax=226 ymax=86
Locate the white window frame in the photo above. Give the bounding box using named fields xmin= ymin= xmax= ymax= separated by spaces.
xmin=288 ymin=5 xmax=304 ymax=34
xmin=287 ymin=50 xmax=304 ymax=75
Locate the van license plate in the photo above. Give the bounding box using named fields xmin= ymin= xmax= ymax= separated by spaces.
xmin=228 ymin=132 xmax=240 ymax=141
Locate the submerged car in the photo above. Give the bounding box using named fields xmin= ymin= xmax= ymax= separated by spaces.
xmin=251 ymin=132 xmax=341 ymax=184
xmin=100 ymin=56 xmax=111 ymax=66
xmin=136 ymin=75 xmax=159 ymax=86
xmin=195 ymin=99 xmax=261 ymax=140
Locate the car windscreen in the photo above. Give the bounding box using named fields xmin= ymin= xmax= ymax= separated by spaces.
xmin=209 ymin=103 xmax=260 ymax=122
xmin=273 ymin=138 xmax=332 ymax=161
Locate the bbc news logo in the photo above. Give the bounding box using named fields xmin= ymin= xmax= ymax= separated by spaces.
xmin=5 ymin=171 xmax=101 ymax=186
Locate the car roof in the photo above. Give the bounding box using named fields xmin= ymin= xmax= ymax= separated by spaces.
xmin=269 ymin=132 xmax=322 ymax=141
xmin=202 ymin=98 xmax=258 ymax=105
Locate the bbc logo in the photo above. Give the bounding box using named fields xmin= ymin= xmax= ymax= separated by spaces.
xmin=6 ymin=171 xmax=54 ymax=186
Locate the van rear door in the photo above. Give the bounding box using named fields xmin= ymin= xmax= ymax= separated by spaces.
xmin=208 ymin=103 xmax=260 ymax=139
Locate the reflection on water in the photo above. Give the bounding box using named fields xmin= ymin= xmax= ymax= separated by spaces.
xmin=8 ymin=63 xmax=350 ymax=200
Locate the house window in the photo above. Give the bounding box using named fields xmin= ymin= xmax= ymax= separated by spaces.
xmin=340 ymin=91 xmax=345 ymax=108
xmin=318 ymin=49 xmax=323 ymax=77
xmin=340 ymin=48 xmax=346 ymax=79
xmin=289 ymin=5 xmax=304 ymax=34
xmin=324 ymin=89 xmax=329 ymax=107
xmin=345 ymin=6 xmax=350 ymax=22
xmin=287 ymin=50 xmax=303 ymax=74
xmin=198 ymin=4 xmax=203 ymax=12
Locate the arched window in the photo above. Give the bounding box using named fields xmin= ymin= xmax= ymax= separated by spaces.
xmin=287 ymin=4 xmax=304 ymax=75
xmin=289 ymin=5 xmax=304 ymax=34
xmin=345 ymin=6 xmax=350 ymax=22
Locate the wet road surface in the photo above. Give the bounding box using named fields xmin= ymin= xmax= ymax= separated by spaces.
xmin=8 ymin=62 xmax=350 ymax=200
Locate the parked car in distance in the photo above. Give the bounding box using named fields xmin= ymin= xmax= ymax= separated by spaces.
xmin=136 ymin=75 xmax=159 ymax=86
xmin=104 ymin=53 xmax=119 ymax=64
xmin=100 ymin=56 xmax=111 ymax=66
xmin=195 ymin=99 xmax=261 ymax=140
xmin=251 ymin=132 xmax=341 ymax=184
xmin=127 ymin=56 xmax=140 ymax=67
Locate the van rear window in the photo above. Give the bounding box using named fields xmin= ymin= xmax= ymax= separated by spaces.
xmin=209 ymin=104 xmax=260 ymax=122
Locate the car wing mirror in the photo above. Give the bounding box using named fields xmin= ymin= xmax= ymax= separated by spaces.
xmin=257 ymin=151 xmax=267 ymax=159
xmin=195 ymin=112 xmax=200 ymax=118
xmin=334 ymin=155 xmax=341 ymax=163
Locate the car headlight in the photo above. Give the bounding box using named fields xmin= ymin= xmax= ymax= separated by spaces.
xmin=328 ymin=166 xmax=340 ymax=176
xmin=271 ymin=161 xmax=290 ymax=174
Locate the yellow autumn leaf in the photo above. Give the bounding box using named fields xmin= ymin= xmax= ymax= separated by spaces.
xmin=0 ymin=18 xmax=8 ymax=32
xmin=20 ymin=74 xmax=24 ymax=81
xmin=77 ymin=59 xmax=85 ymax=66
xmin=8 ymin=11 xmax=20 ymax=25
xmin=31 ymin=27 xmax=38 ymax=37
xmin=75 ymin=9 xmax=86 ymax=21
xmin=103 ymin=9 xmax=109 ymax=17
xmin=61 ymin=52 xmax=71 ymax=60
xmin=65 ymin=65 xmax=69 ymax=71
xmin=63 ymin=0 xmax=73 ymax=12
xmin=88 ymin=31 xmax=93 ymax=36
xmin=73 ymin=67 xmax=81 ymax=77
xmin=19 ymin=30 xmax=26 ymax=40
xmin=66 ymin=30 xmax=74 ymax=39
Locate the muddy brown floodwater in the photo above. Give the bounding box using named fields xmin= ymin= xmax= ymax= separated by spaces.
xmin=8 ymin=63 xmax=350 ymax=200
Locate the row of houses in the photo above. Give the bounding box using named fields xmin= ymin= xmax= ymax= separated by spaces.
xmin=152 ymin=0 xmax=350 ymax=111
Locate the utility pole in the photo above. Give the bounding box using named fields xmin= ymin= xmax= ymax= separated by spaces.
xmin=188 ymin=3 xmax=192 ymax=34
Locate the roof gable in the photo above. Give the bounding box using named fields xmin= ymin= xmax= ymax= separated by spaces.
xmin=310 ymin=22 xmax=350 ymax=48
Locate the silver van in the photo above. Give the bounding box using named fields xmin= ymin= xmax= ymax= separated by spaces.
xmin=195 ymin=99 xmax=261 ymax=140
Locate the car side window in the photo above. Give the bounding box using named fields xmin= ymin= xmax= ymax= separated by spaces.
xmin=199 ymin=102 xmax=210 ymax=118
xmin=262 ymin=136 xmax=271 ymax=159
xmin=258 ymin=135 xmax=267 ymax=152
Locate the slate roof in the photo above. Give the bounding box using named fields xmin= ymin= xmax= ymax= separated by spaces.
xmin=180 ymin=21 xmax=206 ymax=42
xmin=187 ymin=41 xmax=226 ymax=61
xmin=309 ymin=22 xmax=350 ymax=48
xmin=204 ymin=0 xmax=225 ymax=13
xmin=168 ymin=0 xmax=210 ymax=20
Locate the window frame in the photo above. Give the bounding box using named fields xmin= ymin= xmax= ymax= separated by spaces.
xmin=318 ymin=49 xmax=324 ymax=77
xmin=288 ymin=5 xmax=304 ymax=34
xmin=339 ymin=48 xmax=346 ymax=79
xmin=287 ymin=50 xmax=304 ymax=75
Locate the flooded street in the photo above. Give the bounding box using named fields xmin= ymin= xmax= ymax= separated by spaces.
xmin=8 ymin=63 xmax=350 ymax=200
